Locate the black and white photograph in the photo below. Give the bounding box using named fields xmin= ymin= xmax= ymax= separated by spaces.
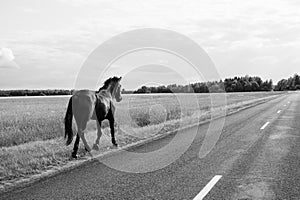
xmin=0 ymin=0 xmax=299 ymax=199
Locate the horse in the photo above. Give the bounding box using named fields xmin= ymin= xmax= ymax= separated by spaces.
xmin=64 ymin=76 xmax=122 ymax=158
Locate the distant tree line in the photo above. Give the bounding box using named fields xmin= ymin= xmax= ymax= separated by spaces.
xmin=134 ymin=75 xmax=274 ymax=94
xmin=1 ymin=74 xmax=298 ymax=97
xmin=0 ymin=89 xmax=135 ymax=97
xmin=0 ymin=89 xmax=73 ymax=97
xmin=274 ymin=74 xmax=300 ymax=91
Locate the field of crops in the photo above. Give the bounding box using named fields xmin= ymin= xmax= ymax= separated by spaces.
xmin=0 ymin=92 xmax=282 ymax=148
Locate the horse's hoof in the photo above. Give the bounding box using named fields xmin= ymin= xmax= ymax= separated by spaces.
xmin=112 ymin=141 xmax=118 ymax=147
xmin=71 ymin=153 xmax=78 ymax=159
xmin=84 ymin=147 xmax=93 ymax=157
xmin=92 ymin=143 xmax=100 ymax=151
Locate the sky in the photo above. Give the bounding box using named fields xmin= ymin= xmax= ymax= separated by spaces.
xmin=0 ymin=0 xmax=299 ymax=90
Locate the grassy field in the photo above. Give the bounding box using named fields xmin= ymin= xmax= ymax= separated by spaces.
xmin=0 ymin=92 xmax=282 ymax=147
xmin=0 ymin=92 xmax=284 ymax=185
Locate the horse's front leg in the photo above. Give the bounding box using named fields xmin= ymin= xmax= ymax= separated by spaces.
xmin=109 ymin=118 xmax=118 ymax=147
xmin=93 ymin=120 xmax=102 ymax=151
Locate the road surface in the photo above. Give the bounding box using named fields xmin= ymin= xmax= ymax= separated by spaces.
xmin=1 ymin=93 xmax=299 ymax=200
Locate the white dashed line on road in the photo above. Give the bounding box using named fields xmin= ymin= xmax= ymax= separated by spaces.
xmin=260 ymin=122 xmax=270 ymax=130
xmin=193 ymin=175 xmax=222 ymax=200
xmin=277 ymin=110 xmax=281 ymax=114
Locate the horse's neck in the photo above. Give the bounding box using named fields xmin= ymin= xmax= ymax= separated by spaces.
xmin=98 ymin=89 xmax=112 ymax=99
xmin=106 ymin=84 xmax=116 ymax=98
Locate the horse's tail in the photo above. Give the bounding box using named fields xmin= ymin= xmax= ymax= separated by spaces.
xmin=64 ymin=97 xmax=73 ymax=146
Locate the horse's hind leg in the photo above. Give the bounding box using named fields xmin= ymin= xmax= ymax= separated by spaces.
xmin=78 ymin=127 xmax=91 ymax=153
xmin=74 ymin=116 xmax=92 ymax=154
xmin=72 ymin=134 xmax=80 ymax=158
xmin=92 ymin=120 xmax=102 ymax=151
xmin=73 ymin=97 xmax=93 ymax=155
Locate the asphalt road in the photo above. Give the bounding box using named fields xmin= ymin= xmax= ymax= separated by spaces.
xmin=1 ymin=92 xmax=299 ymax=200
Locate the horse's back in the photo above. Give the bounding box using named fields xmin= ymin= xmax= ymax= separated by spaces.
xmin=73 ymin=90 xmax=96 ymax=102
xmin=71 ymin=89 xmax=112 ymax=122
xmin=73 ymin=89 xmax=95 ymax=97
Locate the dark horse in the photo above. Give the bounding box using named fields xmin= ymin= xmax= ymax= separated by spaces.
xmin=64 ymin=76 xmax=122 ymax=158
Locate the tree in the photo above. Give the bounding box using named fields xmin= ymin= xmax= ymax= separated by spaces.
xmin=250 ymin=81 xmax=259 ymax=91
xmin=294 ymin=74 xmax=300 ymax=88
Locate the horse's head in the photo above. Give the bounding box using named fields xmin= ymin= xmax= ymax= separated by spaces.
xmin=113 ymin=77 xmax=122 ymax=102
xmin=99 ymin=76 xmax=123 ymax=102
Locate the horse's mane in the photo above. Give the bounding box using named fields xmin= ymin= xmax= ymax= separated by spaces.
xmin=97 ymin=76 xmax=120 ymax=92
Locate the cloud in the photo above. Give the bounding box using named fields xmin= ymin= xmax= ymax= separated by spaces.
xmin=22 ymin=7 xmax=40 ymax=14
xmin=0 ymin=48 xmax=19 ymax=69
